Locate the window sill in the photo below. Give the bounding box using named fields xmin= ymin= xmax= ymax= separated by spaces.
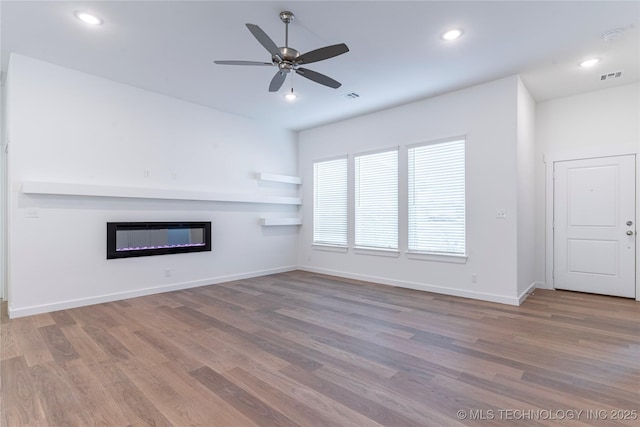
xmin=354 ymin=247 xmax=400 ymax=258
xmin=405 ymin=251 xmax=468 ymax=264
xmin=313 ymin=244 xmax=349 ymax=253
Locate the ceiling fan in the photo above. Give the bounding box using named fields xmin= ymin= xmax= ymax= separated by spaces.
xmin=214 ymin=11 xmax=349 ymax=92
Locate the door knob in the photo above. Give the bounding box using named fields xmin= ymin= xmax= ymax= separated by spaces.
xmin=627 ymin=221 xmax=633 ymax=226
xmin=626 ymin=230 xmax=634 ymax=236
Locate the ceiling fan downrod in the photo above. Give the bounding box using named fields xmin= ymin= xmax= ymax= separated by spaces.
xmin=279 ymin=11 xmax=294 ymax=48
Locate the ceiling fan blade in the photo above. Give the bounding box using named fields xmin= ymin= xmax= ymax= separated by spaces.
xmin=269 ymin=71 xmax=287 ymax=92
xmin=246 ymin=24 xmax=282 ymax=60
xmin=295 ymin=68 xmax=342 ymax=89
xmin=214 ymin=60 xmax=273 ymax=66
xmin=296 ymin=43 xmax=349 ymax=65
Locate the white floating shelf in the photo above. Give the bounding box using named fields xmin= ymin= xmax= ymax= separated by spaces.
xmin=22 ymin=181 xmax=301 ymax=205
xmin=258 ymin=172 xmax=302 ymax=185
xmin=259 ymin=218 xmax=302 ymax=226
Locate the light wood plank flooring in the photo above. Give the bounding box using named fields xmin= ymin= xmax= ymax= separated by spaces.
xmin=1 ymin=271 xmax=639 ymax=426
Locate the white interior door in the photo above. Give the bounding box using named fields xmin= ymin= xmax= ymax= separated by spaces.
xmin=554 ymin=155 xmax=636 ymax=298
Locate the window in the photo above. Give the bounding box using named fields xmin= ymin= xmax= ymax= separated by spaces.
xmin=408 ymin=139 xmax=465 ymax=255
xmin=355 ymin=149 xmax=398 ymax=250
xmin=313 ymin=158 xmax=348 ymax=246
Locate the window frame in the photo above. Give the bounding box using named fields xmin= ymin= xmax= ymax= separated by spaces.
xmin=312 ymin=156 xmax=349 ymax=249
xmin=353 ymin=147 xmax=400 ymax=253
xmin=406 ymin=136 xmax=467 ymax=261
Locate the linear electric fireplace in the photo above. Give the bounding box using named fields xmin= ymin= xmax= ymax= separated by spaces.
xmin=107 ymin=222 xmax=211 ymax=259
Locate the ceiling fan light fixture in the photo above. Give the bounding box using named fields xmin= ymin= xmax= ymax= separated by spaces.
xmin=74 ymin=11 xmax=103 ymax=26
xmin=285 ymin=88 xmax=297 ymax=101
xmin=441 ymin=28 xmax=463 ymax=41
xmin=579 ymin=58 xmax=601 ymax=68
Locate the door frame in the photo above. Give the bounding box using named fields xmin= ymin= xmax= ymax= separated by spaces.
xmin=544 ymin=147 xmax=639 ymax=300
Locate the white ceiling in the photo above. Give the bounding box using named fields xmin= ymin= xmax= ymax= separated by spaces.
xmin=1 ymin=1 xmax=638 ymax=131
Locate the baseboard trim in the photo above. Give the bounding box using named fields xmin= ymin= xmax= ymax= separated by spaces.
xmin=298 ymin=265 xmax=521 ymax=306
xmin=518 ymin=281 xmax=541 ymax=304
xmin=8 ymin=265 xmax=297 ymax=318
xmin=9 ymin=265 xmax=540 ymax=317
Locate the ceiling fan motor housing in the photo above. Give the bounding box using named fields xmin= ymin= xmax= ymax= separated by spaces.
xmin=274 ymin=47 xmax=300 ymax=72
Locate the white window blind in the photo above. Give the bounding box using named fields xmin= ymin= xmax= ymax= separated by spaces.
xmin=355 ymin=149 xmax=398 ymax=250
xmin=313 ymin=158 xmax=348 ymax=246
xmin=408 ymin=139 xmax=465 ymax=254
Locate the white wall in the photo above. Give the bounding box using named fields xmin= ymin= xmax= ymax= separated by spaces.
xmin=6 ymin=54 xmax=299 ymax=317
xmin=534 ymin=83 xmax=640 ymax=289
xmin=13 ymin=52 xmax=632 ymax=315
xmin=298 ymin=76 xmax=526 ymax=305
xmin=0 ymin=60 xmax=7 ymax=301
xmin=516 ymin=77 xmax=536 ymax=299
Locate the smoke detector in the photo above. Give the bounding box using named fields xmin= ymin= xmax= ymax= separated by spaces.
xmin=602 ymin=28 xmax=624 ymax=42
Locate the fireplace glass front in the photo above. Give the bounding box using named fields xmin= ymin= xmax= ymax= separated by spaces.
xmin=107 ymin=222 xmax=211 ymax=259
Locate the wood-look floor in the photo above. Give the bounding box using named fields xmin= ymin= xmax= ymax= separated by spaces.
xmin=1 ymin=271 xmax=639 ymax=426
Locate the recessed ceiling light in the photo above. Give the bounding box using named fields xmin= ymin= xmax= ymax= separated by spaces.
xmin=579 ymin=58 xmax=601 ymax=68
xmin=441 ymin=29 xmax=463 ymax=41
xmin=74 ymin=11 xmax=103 ymax=26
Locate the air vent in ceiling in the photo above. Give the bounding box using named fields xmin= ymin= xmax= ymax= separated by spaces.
xmin=600 ymin=71 xmax=623 ymax=81
xmin=344 ymin=92 xmax=360 ymax=99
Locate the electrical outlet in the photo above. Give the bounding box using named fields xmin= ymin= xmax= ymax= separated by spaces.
xmin=471 ymin=274 xmax=478 ymax=284
xmin=496 ymin=209 xmax=507 ymax=219
xmin=144 ymin=170 xmax=150 ymax=178
xmin=164 ymin=268 xmax=171 ymax=277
